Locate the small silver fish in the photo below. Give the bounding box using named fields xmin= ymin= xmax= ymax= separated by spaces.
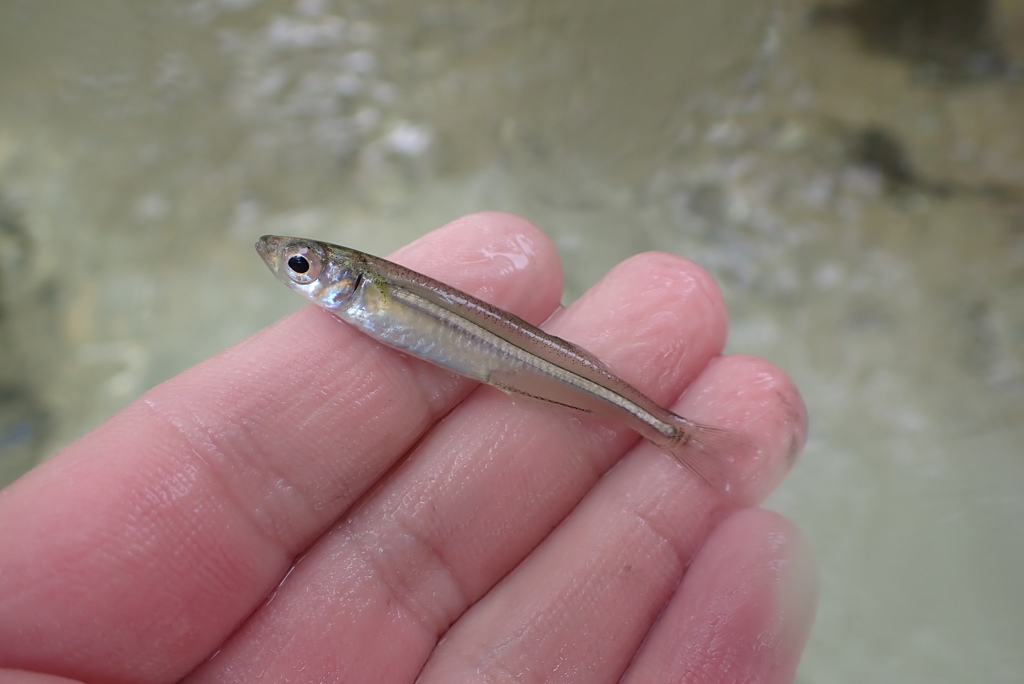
xmin=256 ymin=235 xmax=745 ymax=492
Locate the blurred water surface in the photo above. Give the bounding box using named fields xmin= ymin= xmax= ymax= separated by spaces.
xmin=1 ymin=1 xmax=1022 ymax=682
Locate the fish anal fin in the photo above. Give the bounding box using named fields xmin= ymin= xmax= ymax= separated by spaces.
xmin=489 ymin=378 xmax=596 ymax=414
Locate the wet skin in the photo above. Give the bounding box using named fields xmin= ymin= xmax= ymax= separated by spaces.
xmin=0 ymin=212 xmax=814 ymax=684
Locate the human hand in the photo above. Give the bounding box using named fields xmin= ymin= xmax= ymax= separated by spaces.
xmin=0 ymin=212 xmax=815 ymax=684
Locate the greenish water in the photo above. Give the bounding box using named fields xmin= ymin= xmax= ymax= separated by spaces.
xmin=1 ymin=1 xmax=1022 ymax=682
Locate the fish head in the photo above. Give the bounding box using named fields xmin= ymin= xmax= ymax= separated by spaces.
xmin=256 ymin=235 xmax=362 ymax=311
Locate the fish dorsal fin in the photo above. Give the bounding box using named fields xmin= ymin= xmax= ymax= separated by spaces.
xmin=556 ymin=337 xmax=613 ymax=374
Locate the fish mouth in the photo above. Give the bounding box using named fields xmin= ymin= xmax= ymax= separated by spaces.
xmin=255 ymin=235 xmax=283 ymax=266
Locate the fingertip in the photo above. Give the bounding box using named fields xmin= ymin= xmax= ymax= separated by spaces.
xmin=615 ymin=251 xmax=728 ymax=331
xmin=716 ymin=508 xmax=819 ymax=613
xmin=552 ymin=251 xmax=730 ymax=398
xmin=630 ymin=250 xmax=727 ymax=311
xmin=675 ymin=353 xmax=808 ymax=506
xmin=722 ymin=353 xmax=809 ymax=473
xmin=622 ymin=508 xmax=818 ymax=684
xmin=754 ymin=509 xmax=819 ymax=643
xmin=390 ymin=212 xmax=562 ymax=324
xmin=444 ymin=210 xmax=553 ymax=248
xmin=692 ymin=508 xmax=818 ymax=683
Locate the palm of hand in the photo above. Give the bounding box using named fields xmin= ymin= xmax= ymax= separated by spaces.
xmin=0 ymin=213 xmax=814 ymax=684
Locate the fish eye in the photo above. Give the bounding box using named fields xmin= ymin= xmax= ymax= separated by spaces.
xmin=282 ymin=246 xmax=321 ymax=285
xmin=287 ymin=255 xmax=310 ymax=273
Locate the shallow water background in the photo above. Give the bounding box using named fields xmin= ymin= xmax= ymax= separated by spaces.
xmin=1 ymin=1 xmax=1022 ymax=681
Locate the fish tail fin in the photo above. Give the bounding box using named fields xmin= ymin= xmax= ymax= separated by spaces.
xmin=657 ymin=415 xmax=753 ymax=497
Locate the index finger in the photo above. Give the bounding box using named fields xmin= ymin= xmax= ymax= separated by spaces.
xmin=0 ymin=212 xmax=563 ymax=683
